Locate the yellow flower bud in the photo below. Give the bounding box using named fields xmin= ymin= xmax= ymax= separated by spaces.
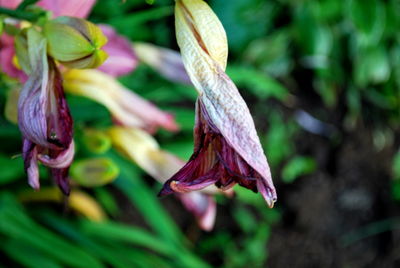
xmin=43 ymin=16 xmax=108 ymax=69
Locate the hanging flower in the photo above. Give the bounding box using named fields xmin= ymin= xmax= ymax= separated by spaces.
xmin=158 ymin=0 xmax=277 ymax=207
xmin=18 ymin=28 xmax=74 ymax=194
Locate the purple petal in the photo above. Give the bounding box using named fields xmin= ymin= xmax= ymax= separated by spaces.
xmin=37 ymin=141 xmax=75 ymax=169
xmin=22 ymin=139 xmax=40 ymax=190
xmin=37 ymin=0 xmax=95 ymax=18
xmin=97 ymin=25 xmax=137 ymax=77
xmin=51 ymin=168 xmax=70 ymax=195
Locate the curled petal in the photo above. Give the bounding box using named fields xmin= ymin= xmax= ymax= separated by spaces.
xmin=37 ymin=141 xmax=75 ymax=169
xmin=22 ymin=139 xmax=40 ymax=190
xmin=64 ymin=69 xmax=178 ymax=132
xmin=38 ymin=0 xmax=95 ymax=18
xmin=133 ymin=42 xmax=191 ymax=85
xmin=98 ymin=25 xmax=137 ymax=77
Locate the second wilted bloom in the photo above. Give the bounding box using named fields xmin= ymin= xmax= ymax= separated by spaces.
xmin=159 ymin=0 xmax=277 ymax=207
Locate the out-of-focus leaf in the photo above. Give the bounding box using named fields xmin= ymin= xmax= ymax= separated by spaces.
xmin=0 ymin=194 xmax=105 ymax=268
xmin=0 ymin=155 xmax=24 ymax=185
xmin=19 ymin=188 xmax=107 ymax=221
xmin=227 ymin=65 xmax=288 ymax=101
xmin=264 ymin=112 xmax=296 ymax=167
xmin=71 ymin=158 xmax=120 ymax=187
xmin=211 ymin=0 xmax=276 ymax=53
xmin=282 ymin=156 xmax=317 ymax=183
xmin=393 ymin=150 xmax=400 ymax=180
xmin=80 ymin=220 xmax=175 ymax=255
xmin=349 ymin=0 xmax=386 ymax=46
xmin=244 ymin=30 xmax=292 ymax=77
xmin=94 ymin=187 xmax=119 ymax=216
xmin=354 ymin=46 xmax=390 ymax=86
xmin=2 ymin=239 xmax=62 ymax=268
xmin=82 ymin=129 xmax=112 ymax=154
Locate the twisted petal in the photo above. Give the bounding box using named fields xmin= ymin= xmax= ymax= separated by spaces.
xmin=98 ymin=25 xmax=137 ymax=77
xmin=162 ymin=0 xmax=276 ymax=207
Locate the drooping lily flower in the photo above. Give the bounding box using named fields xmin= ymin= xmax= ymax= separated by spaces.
xmin=18 ymin=28 xmax=74 ymax=194
xmin=133 ymin=42 xmax=191 ymax=85
xmin=108 ymin=126 xmax=217 ymax=230
xmin=159 ymin=0 xmax=277 ymax=207
xmin=63 ymin=69 xmax=179 ymax=133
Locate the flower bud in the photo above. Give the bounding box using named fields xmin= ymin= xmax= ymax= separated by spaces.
xmin=70 ymin=158 xmax=120 ymax=187
xmin=43 ymin=16 xmax=108 ymax=69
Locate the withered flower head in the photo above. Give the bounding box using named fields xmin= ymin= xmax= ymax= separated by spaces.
xmin=18 ymin=28 xmax=74 ymax=194
xmin=159 ymin=0 xmax=277 ymax=207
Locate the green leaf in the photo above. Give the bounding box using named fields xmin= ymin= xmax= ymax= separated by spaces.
xmin=227 ymin=65 xmax=288 ymax=101
xmin=0 ymin=155 xmax=24 ymax=185
xmin=282 ymin=156 xmax=317 ymax=183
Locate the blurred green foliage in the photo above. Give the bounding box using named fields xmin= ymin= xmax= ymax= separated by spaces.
xmin=1 ymin=0 xmax=400 ymax=267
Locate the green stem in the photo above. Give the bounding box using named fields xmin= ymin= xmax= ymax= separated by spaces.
xmin=0 ymin=7 xmax=44 ymax=22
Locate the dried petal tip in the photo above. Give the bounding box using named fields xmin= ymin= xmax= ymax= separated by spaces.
xmin=44 ymin=16 xmax=108 ymax=69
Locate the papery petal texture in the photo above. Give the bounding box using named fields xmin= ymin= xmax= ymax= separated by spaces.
xmin=160 ymin=0 xmax=276 ymax=207
xmin=98 ymin=25 xmax=137 ymax=77
xmin=64 ymin=69 xmax=178 ymax=132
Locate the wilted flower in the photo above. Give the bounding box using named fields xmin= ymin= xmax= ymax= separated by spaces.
xmin=18 ymin=28 xmax=74 ymax=194
xmin=133 ymin=42 xmax=191 ymax=85
xmin=63 ymin=69 xmax=179 ymax=132
xmin=44 ymin=16 xmax=108 ymax=69
xmin=159 ymin=0 xmax=277 ymax=207
xmin=108 ymin=126 xmax=218 ymax=230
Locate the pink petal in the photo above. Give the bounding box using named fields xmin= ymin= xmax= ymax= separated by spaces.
xmin=97 ymin=25 xmax=137 ymax=77
xmin=0 ymin=0 xmax=22 ymax=8
xmin=37 ymin=141 xmax=75 ymax=168
xmin=0 ymin=35 xmax=28 ymax=82
xmin=37 ymin=0 xmax=95 ymax=18
xmin=178 ymin=192 xmax=216 ymax=231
